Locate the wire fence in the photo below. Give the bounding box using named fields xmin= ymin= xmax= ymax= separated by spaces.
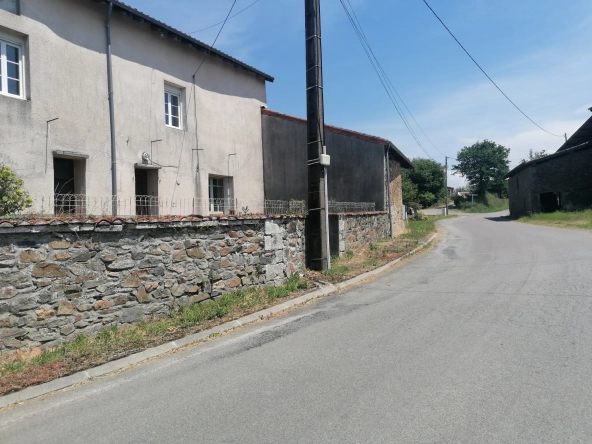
xmin=11 ymin=195 xmax=376 ymax=218
xmin=328 ymin=201 xmax=376 ymax=213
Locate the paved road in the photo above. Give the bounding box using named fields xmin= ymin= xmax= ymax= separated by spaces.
xmin=2 ymin=213 xmax=592 ymax=443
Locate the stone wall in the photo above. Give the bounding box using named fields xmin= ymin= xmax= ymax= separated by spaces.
xmin=0 ymin=215 xmax=305 ymax=352
xmin=329 ymin=212 xmax=390 ymax=257
xmin=389 ymin=159 xmax=406 ymax=236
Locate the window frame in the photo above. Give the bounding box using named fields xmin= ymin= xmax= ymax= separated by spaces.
xmin=0 ymin=33 xmax=25 ymax=100
xmin=164 ymin=85 xmax=182 ymax=130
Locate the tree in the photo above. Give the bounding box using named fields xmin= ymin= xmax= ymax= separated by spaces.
xmin=401 ymin=158 xmax=445 ymax=208
xmin=520 ymin=149 xmax=547 ymax=164
xmin=0 ymin=163 xmax=33 ymax=216
xmin=452 ymin=140 xmax=510 ymax=198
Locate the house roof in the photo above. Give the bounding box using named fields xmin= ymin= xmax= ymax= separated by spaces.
xmin=557 ymin=115 xmax=592 ymax=152
xmin=504 ymin=139 xmax=591 ymax=179
xmin=261 ymin=108 xmax=414 ymax=169
xmin=92 ymin=0 xmax=274 ymax=82
xmin=504 ymin=114 xmax=592 ymax=179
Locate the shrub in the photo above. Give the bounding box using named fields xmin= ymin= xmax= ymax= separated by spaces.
xmin=0 ymin=163 xmax=33 ymax=216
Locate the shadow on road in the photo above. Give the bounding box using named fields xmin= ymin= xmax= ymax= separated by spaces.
xmin=485 ymin=216 xmax=513 ymax=223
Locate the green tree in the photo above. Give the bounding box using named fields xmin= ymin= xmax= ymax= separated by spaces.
xmin=401 ymin=158 xmax=445 ymax=208
xmin=520 ymin=149 xmax=547 ymax=164
xmin=0 ymin=163 xmax=33 ymax=216
xmin=452 ymin=140 xmax=510 ymax=198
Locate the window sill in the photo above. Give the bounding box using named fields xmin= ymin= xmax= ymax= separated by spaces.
xmin=165 ymin=124 xmax=183 ymax=131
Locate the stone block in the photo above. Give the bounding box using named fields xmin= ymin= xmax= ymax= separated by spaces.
xmin=35 ymin=308 xmax=55 ymax=320
xmin=107 ymin=259 xmax=135 ymax=271
xmin=136 ymin=287 xmax=150 ymax=303
xmin=20 ymin=250 xmax=45 ymax=263
xmin=0 ymin=287 xmax=17 ymax=300
xmin=0 ymin=327 xmax=25 ymax=339
xmin=123 ymin=276 xmax=141 ymax=288
xmin=49 ymin=240 xmax=71 ymax=250
xmin=94 ymin=300 xmax=110 ymax=311
xmin=32 ymin=263 xmax=66 ymax=278
xmin=58 ymin=300 xmax=76 ymax=316
xmin=265 ymin=220 xmax=283 ymax=235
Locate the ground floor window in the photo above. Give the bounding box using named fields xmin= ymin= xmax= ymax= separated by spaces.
xmin=209 ymin=176 xmax=233 ymax=213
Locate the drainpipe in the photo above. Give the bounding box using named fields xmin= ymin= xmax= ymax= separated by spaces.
xmin=106 ymin=1 xmax=118 ymax=216
xmin=386 ymin=146 xmax=393 ymax=238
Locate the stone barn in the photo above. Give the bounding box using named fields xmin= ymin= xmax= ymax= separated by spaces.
xmin=505 ymin=114 xmax=592 ymax=217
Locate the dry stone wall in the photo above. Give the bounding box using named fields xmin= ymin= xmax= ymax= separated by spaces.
xmin=329 ymin=212 xmax=390 ymax=257
xmin=0 ymin=216 xmax=305 ymax=352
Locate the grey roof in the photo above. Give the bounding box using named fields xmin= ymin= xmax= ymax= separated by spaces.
xmin=504 ymin=115 xmax=592 ymax=179
xmin=504 ymin=139 xmax=591 ymax=179
xmin=93 ymin=0 xmax=274 ymax=82
xmin=557 ymin=115 xmax=592 ymax=152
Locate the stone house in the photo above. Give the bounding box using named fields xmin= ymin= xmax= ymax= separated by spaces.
xmin=260 ymin=108 xmax=414 ymax=236
xmin=0 ymin=0 xmax=274 ymax=217
xmin=505 ymin=114 xmax=592 ymax=218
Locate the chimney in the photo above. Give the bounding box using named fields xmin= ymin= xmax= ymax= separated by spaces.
xmin=589 ymin=107 xmax=592 ymax=112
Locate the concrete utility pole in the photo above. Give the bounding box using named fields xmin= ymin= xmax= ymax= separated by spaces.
xmin=106 ymin=0 xmax=118 ymax=216
xmin=305 ymin=0 xmax=330 ymax=271
xmin=444 ymin=156 xmax=448 ymax=216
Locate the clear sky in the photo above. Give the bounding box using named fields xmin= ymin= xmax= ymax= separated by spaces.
xmin=123 ymin=0 xmax=591 ymax=188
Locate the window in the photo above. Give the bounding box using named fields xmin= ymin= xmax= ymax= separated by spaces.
xmin=0 ymin=37 xmax=24 ymax=99
xmin=209 ymin=177 xmax=225 ymax=212
xmin=164 ymin=86 xmax=182 ymax=129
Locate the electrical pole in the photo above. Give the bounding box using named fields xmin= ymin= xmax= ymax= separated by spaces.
xmin=305 ymin=0 xmax=329 ymax=271
xmin=444 ymin=156 xmax=448 ymax=216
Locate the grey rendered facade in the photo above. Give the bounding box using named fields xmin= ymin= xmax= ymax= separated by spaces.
xmin=0 ymin=0 xmax=273 ymax=216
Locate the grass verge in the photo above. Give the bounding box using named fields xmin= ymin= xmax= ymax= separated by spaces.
xmin=308 ymin=215 xmax=451 ymax=284
xmin=456 ymin=193 xmax=508 ymax=214
xmin=518 ymin=209 xmax=592 ymax=231
xmin=0 ymin=275 xmax=310 ymax=397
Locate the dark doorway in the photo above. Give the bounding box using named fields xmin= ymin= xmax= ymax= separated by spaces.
xmin=540 ymin=192 xmax=560 ymax=213
xmin=54 ymin=158 xmax=75 ymax=214
xmin=135 ymin=168 xmax=158 ymax=216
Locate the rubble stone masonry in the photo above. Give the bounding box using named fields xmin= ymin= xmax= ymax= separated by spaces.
xmin=0 ymin=216 xmax=305 ymax=352
xmin=330 ymin=212 xmax=390 ymax=257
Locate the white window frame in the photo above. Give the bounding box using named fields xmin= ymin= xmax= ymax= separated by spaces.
xmin=0 ymin=33 xmax=25 ymax=100
xmin=164 ymin=85 xmax=182 ymax=130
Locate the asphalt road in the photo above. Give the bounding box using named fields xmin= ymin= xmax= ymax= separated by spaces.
xmin=2 ymin=212 xmax=592 ymax=443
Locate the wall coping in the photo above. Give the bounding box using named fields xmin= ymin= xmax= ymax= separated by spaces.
xmin=0 ymin=214 xmax=305 ymax=235
xmin=329 ymin=211 xmax=388 ymax=216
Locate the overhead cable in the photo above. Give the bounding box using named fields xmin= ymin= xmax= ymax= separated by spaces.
xmin=421 ymin=0 xmax=563 ymax=138
xmin=339 ymin=0 xmax=435 ymax=160
xmin=345 ymin=0 xmax=450 ymax=158
xmin=187 ymin=0 xmax=262 ymax=34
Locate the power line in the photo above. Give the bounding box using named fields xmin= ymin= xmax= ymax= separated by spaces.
xmin=192 ymin=0 xmax=238 ymax=77
xmin=187 ymin=0 xmax=262 ymax=34
xmin=338 ymin=0 xmax=435 ymax=160
xmin=421 ymin=0 xmax=563 ymax=138
xmin=345 ymin=0 xmax=451 ymax=159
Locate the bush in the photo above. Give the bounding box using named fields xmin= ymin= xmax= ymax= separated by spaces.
xmin=0 ymin=164 xmax=32 ymax=216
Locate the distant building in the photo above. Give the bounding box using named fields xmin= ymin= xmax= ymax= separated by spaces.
xmin=447 ymin=186 xmax=454 ymax=197
xmin=260 ymin=108 xmax=414 ymax=235
xmin=504 ymin=114 xmax=592 ymax=217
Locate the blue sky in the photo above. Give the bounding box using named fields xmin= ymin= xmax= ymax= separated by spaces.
xmin=124 ymin=0 xmax=592 ymax=187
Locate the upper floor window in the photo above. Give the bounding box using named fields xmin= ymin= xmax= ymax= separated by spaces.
xmin=0 ymin=37 xmax=24 ymax=99
xmin=164 ymin=85 xmax=182 ymax=129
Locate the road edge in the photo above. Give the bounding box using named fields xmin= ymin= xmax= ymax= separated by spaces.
xmin=0 ymin=233 xmax=438 ymax=410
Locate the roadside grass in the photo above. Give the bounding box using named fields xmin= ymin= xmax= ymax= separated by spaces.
xmin=456 ymin=193 xmax=508 ymax=214
xmin=310 ymin=215 xmax=450 ymax=284
xmin=0 ymin=275 xmax=310 ymax=396
xmin=518 ymin=209 xmax=592 ymax=231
